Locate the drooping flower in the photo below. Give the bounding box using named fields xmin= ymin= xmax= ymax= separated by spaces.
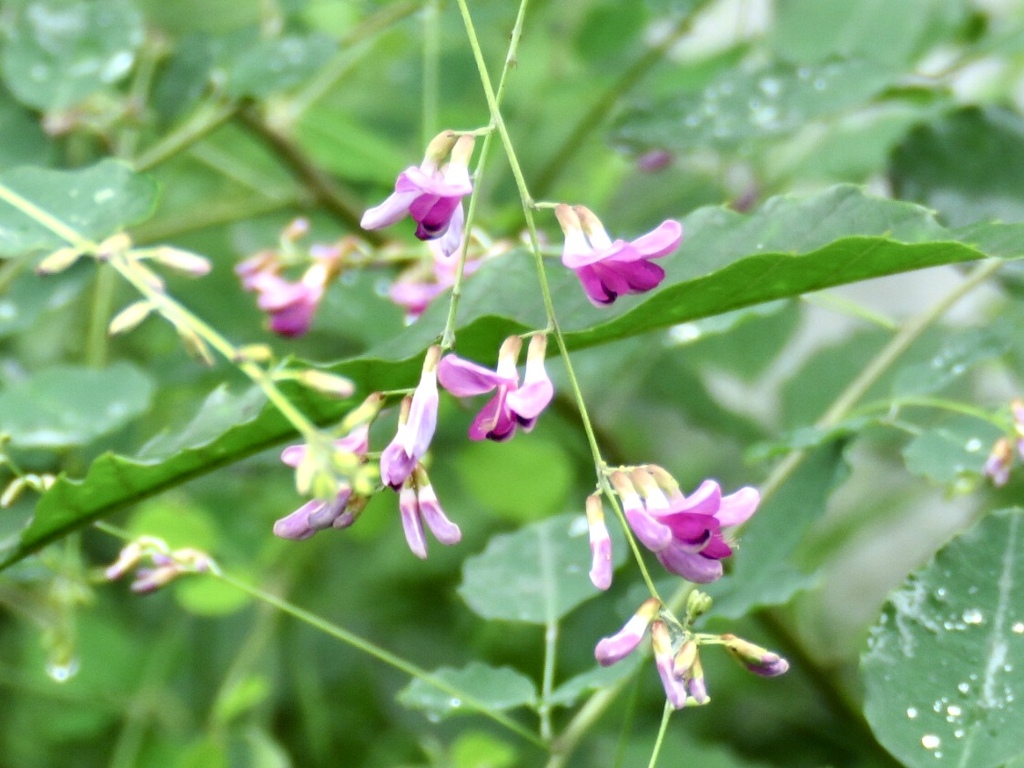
xmin=555 ymin=204 xmax=682 ymax=306
xmin=380 ymin=347 xmax=441 ymax=488
xmin=651 ymin=620 xmax=689 ymax=709
xmin=236 ymin=231 xmax=344 ymax=337
xmin=105 ymin=536 xmax=216 ymax=594
xmin=398 ymin=466 xmax=462 ymax=559
xmin=612 ymin=468 xmax=759 ymax=584
xmin=437 ymin=334 xmax=554 ymax=442
xmin=984 ymin=437 xmax=1013 ymax=487
xmin=274 ymin=425 xmax=370 ymax=540
xmin=585 ymin=494 xmax=613 ymax=590
xmin=721 ymin=634 xmax=790 ymax=677
xmin=594 ymin=598 xmax=660 ymax=666
xmin=361 ymin=133 xmax=475 ymax=257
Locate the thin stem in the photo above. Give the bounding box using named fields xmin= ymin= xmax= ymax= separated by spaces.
xmin=851 ymin=395 xmax=1005 ymax=430
xmin=115 ymin=32 xmax=164 ymax=161
xmin=236 ymin=106 xmax=384 ymax=245
xmin=455 ymin=0 xmax=661 ymax=599
xmin=539 ymin=617 xmax=558 ymax=740
xmin=132 ymin=100 xmax=237 ymax=172
xmin=645 ymin=702 xmax=673 ymax=768
xmin=84 ymin=267 xmax=117 ymax=368
xmin=440 ymin=0 xmax=530 ymax=348
xmin=212 ymin=570 xmax=546 ymax=748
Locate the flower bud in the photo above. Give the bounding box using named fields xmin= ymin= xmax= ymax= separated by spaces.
xmin=339 ymin=392 xmax=385 ymax=433
xmin=292 ymin=369 xmax=356 ymax=399
xmin=721 ymin=633 xmax=790 ymax=677
xmin=685 ymin=590 xmax=713 ymax=622
xmin=152 ymin=246 xmax=211 ymax=277
xmin=36 ymin=246 xmax=84 ymax=275
xmin=651 ymin=620 xmax=688 ymax=709
xmin=108 ymin=300 xmax=154 ymax=336
xmin=984 ymin=437 xmax=1013 ymax=487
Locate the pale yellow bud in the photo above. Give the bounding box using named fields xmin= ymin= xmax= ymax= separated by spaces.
xmin=108 ymin=301 xmax=154 ymax=336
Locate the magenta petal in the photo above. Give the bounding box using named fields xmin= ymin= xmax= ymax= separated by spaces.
xmin=506 ymin=379 xmax=553 ymax=422
xmin=575 ymin=264 xmax=617 ymax=305
xmin=273 ymin=500 xmax=322 ymax=540
xmin=589 ymin=536 xmax=613 ymax=591
xmin=624 ymin=505 xmax=673 ymax=552
xmin=435 ymin=203 xmax=465 ymax=258
xmin=467 ymin=389 xmax=516 ymax=441
xmin=630 ymin=220 xmax=683 ymax=258
xmin=438 ymin=355 xmax=506 ymax=396
xmin=613 ymin=258 xmax=665 ymax=292
xmin=418 ymin=487 xmax=461 ymax=545
xmin=656 ymin=546 xmax=723 ymax=583
xmin=380 ymin=441 xmax=416 ymax=488
xmin=717 ymin=486 xmax=759 ymax=528
xmin=673 ymin=480 xmax=722 ymax=517
xmin=399 ymin=486 xmax=427 ymax=558
xmin=361 ymin=186 xmax=419 ymax=230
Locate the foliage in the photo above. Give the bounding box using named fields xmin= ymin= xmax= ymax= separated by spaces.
xmin=1 ymin=1 xmax=1024 ymax=767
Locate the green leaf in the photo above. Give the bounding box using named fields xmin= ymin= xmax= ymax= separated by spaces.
xmin=0 ymin=266 xmax=88 ymax=338
xmin=708 ymin=442 xmax=848 ymax=617
xmin=6 ymin=186 xmax=1024 ymax=569
xmin=892 ymin=325 xmax=1012 ymax=397
xmin=0 ymin=362 xmax=153 ymax=449
xmin=0 ymin=160 xmax=158 ymax=256
xmin=611 ymin=60 xmax=892 ymax=154
xmin=0 ymin=87 xmax=52 ymax=169
xmin=224 ymin=33 xmax=337 ymax=99
xmin=455 ymin=436 xmax=573 ymax=523
xmin=1 ymin=0 xmax=144 ymax=111
xmin=451 ymin=731 xmax=517 ymax=768
xmin=548 ymin=655 xmax=642 ymax=709
xmin=902 ymin=418 xmax=1004 ymax=485
xmin=891 ymin=107 xmax=1024 ymax=227
xmin=862 ymin=508 xmax=1024 ymax=768
xmin=459 ymin=513 xmax=624 ymax=624
xmin=769 ymin=0 xmax=963 ymax=66
xmin=397 ymin=663 xmax=537 ymax=721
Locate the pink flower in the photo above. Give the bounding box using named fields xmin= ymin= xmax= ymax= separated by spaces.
xmin=398 ymin=467 xmax=462 ymax=559
xmin=362 ymin=133 xmax=475 ymax=257
xmin=651 ymin=621 xmax=689 ymax=709
xmin=237 ymin=241 xmax=342 ymax=337
xmin=380 ymin=347 xmax=441 ymax=488
xmin=722 ymin=634 xmax=790 ymax=677
xmin=594 ymin=598 xmax=660 ymax=666
xmin=437 ymin=334 xmax=553 ymax=442
xmin=273 ymin=425 xmax=370 ymax=540
xmin=555 ymin=204 xmax=682 ymax=306
xmin=612 ymin=469 xmax=759 ymax=584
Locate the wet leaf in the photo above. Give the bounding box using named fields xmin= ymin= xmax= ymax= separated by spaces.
xmin=398 ymin=663 xmax=537 ymax=721
xmin=862 ymin=508 xmax=1024 ymax=767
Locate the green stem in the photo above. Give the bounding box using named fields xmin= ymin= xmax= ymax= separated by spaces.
xmin=440 ymin=0 xmax=530 ymax=348
xmin=212 ymin=570 xmax=546 ymax=748
xmin=84 ymin=267 xmax=117 ymax=368
xmin=851 ymin=395 xmax=1005 ymax=429
xmin=132 ymin=100 xmax=237 ymax=172
xmin=645 ymin=702 xmax=673 ymax=768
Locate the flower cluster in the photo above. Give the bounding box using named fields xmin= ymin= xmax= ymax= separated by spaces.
xmin=983 ymin=398 xmax=1024 ymax=487
xmin=273 ymin=336 xmax=553 ymax=559
xmin=105 ymin=536 xmax=216 ymax=594
xmin=236 ymin=219 xmax=349 ymax=337
xmin=595 ymin=594 xmax=787 ymax=710
xmin=584 ymin=466 xmax=759 ymax=589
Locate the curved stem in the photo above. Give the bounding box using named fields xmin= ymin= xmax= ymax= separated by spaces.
xmin=214 ymin=570 xmax=546 ymax=747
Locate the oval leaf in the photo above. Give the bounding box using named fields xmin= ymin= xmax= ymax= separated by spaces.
xmin=398 ymin=662 xmax=537 ymax=721
xmin=862 ymin=508 xmax=1024 ymax=767
xmin=458 ymin=514 xmax=625 ymax=624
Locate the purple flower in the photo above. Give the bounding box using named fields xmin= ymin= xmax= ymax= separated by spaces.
xmin=380 ymin=347 xmax=441 ymax=488
xmin=237 ymin=240 xmax=342 ymax=337
xmin=594 ymin=598 xmax=660 ymax=666
xmin=613 ymin=469 xmax=759 ymax=584
xmin=437 ymin=334 xmax=553 ymax=442
xmin=555 ymin=204 xmax=682 ymax=306
xmin=274 ymin=425 xmax=370 ymax=540
xmin=984 ymin=437 xmax=1013 ymax=487
xmin=362 ymin=133 xmax=475 ymax=257
xmin=398 ymin=467 xmax=462 ymax=558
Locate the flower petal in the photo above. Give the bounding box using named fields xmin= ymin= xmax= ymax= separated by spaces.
xmin=656 ymin=545 xmax=723 ymax=583
xmin=438 ymin=355 xmax=507 ymax=396
xmin=399 ymin=485 xmax=427 ymax=558
xmin=360 ymin=185 xmax=419 ymax=230
xmin=629 ymin=219 xmax=683 ymax=259
xmin=716 ymin=486 xmax=759 ymax=528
